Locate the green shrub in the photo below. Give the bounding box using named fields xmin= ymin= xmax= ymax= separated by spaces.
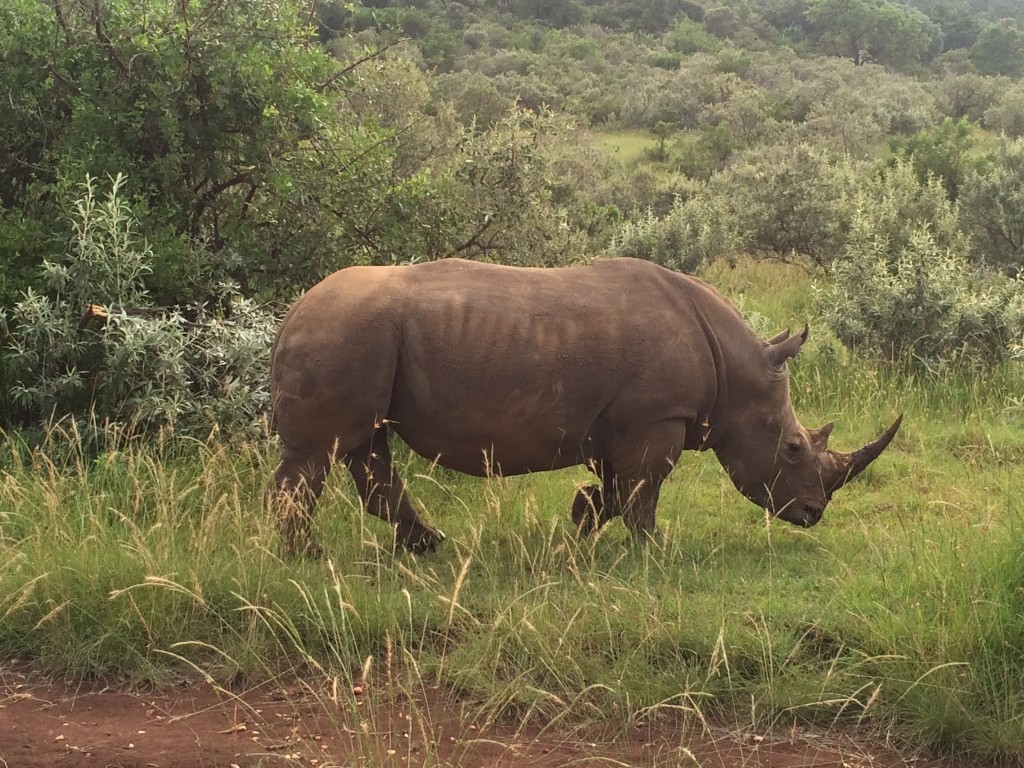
xmin=818 ymin=212 xmax=1024 ymax=368
xmin=959 ymin=137 xmax=1024 ymax=275
xmin=887 ymin=117 xmax=991 ymax=199
xmin=609 ymin=186 xmax=740 ymax=273
xmin=715 ymin=143 xmax=858 ymax=268
xmin=0 ymin=176 xmax=276 ymax=437
xmin=859 ymin=159 xmax=968 ymax=259
xmin=674 ymin=126 xmax=739 ymax=180
xmin=983 ymin=82 xmax=1024 ymax=138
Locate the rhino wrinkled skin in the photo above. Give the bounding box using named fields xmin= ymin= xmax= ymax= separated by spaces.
xmin=266 ymin=257 xmax=901 ymax=557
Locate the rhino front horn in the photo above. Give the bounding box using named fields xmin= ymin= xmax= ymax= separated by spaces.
xmin=830 ymin=414 xmax=903 ymax=492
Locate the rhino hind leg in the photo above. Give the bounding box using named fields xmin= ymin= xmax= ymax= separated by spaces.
xmin=344 ymin=427 xmax=446 ymax=554
xmin=265 ymin=445 xmax=333 ymax=559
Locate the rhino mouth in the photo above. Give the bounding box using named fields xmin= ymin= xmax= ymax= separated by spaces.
xmin=776 ymin=502 xmax=824 ymax=527
xmin=798 ymin=504 xmax=824 ymax=527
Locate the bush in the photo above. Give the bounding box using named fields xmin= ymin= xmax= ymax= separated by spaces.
xmin=609 ymin=187 xmax=740 ymax=274
xmin=983 ymin=82 xmax=1024 ymax=139
xmin=959 ymin=137 xmax=1024 ymax=275
xmin=715 ymin=143 xmax=858 ymax=268
xmin=0 ymin=176 xmax=276 ymax=437
xmin=887 ymin=117 xmax=991 ymax=200
xmin=858 ymin=159 xmax=968 ymax=260
xmin=703 ymin=7 xmax=742 ymax=39
xmin=818 ymin=212 xmax=1024 ymax=369
xmin=933 ymin=73 xmax=1006 ymax=123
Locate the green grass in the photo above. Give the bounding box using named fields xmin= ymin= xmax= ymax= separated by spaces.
xmin=588 ymin=129 xmax=663 ymax=165
xmin=1 ymin=264 xmax=1023 ymax=763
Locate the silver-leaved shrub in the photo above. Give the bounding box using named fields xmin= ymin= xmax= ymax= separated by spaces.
xmin=1 ymin=175 xmax=277 ymax=437
xmin=608 ymin=183 xmax=740 ymax=274
xmin=819 ymin=209 xmax=1024 ymax=369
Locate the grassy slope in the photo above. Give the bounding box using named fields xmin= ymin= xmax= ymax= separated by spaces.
xmin=1 ymin=262 xmax=1023 ymax=761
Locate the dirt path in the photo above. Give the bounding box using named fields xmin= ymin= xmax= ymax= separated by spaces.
xmin=0 ymin=662 xmax=964 ymax=768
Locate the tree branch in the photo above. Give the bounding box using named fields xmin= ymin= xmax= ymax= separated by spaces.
xmin=316 ymin=40 xmax=404 ymax=94
xmin=52 ymin=0 xmax=73 ymax=46
xmin=449 ymin=215 xmax=497 ymax=257
xmin=190 ymin=171 xmax=255 ymax=235
xmin=92 ymin=0 xmax=128 ymax=76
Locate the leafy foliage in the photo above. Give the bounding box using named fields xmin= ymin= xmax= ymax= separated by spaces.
xmin=857 ymin=159 xmax=969 ymax=261
xmin=932 ymin=72 xmax=1007 ymax=122
xmin=1 ymin=176 xmax=276 ymax=437
xmin=608 ymin=185 xmax=740 ymax=273
xmin=983 ymin=81 xmax=1024 ymax=139
xmin=887 ymin=117 xmax=991 ymax=199
xmin=819 ymin=210 xmax=1024 ymax=368
xmin=716 ymin=144 xmax=858 ymax=267
xmin=0 ymin=0 xmax=595 ymax=308
xmin=1 ymin=0 xmax=344 ymax=302
xmin=959 ymin=138 xmax=1024 ymax=274
xmin=969 ymin=19 xmax=1024 ymax=77
xmin=805 ymin=0 xmax=938 ymax=68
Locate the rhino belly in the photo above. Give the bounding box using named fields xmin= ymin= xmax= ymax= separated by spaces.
xmin=388 ymin=371 xmax=601 ymax=477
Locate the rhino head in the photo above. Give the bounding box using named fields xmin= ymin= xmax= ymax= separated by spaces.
xmin=713 ymin=326 xmax=902 ymax=527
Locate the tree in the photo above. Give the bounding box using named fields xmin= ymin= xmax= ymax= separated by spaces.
xmin=933 ymin=72 xmax=1006 ymax=122
xmin=804 ymin=85 xmax=887 ymax=158
xmin=959 ymin=138 xmax=1024 ymax=274
xmin=805 ymin=0 xmax=938 ymax=68
xmin=969 ymin=19 xmax=1024 ymax=77
xmin=984 ymin=82 xmax=1024 ymax=138
xmin=0 ymin=0 xmax=594 ymax=306
xmin=704 ymin=7 xmax=743 ymax=38
xmin=0 ymin=0 xmax=362 ymax=302
xmin=920 ymin=1 xmax=981 ymax=51
xmin=715 ymin=143 xmax=859 ymax=267
xmin=887 ymin=117 xmax=990 ymax=199
xmin=435 ymin=71 xmax=514 ymax=129
xmin=509 ymin=0 xmax=585 ymax=27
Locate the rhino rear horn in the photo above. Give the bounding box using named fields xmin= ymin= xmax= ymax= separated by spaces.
xmin=767 ymin=324 xmax=808 ymax=368
xmin=829 ymin=414 xmax=903 ymax=492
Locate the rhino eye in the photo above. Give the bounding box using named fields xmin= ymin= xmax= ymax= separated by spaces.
xmin=785 ymin=441 xmax=803 ymax=459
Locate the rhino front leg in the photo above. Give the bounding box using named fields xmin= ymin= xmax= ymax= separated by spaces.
xmin=571 ymin=480 xmax=622 ymax=536
xmin=265 ymin=445 xmax=333 ymax=559
xmin=344 ymin=427 xmax=446 ymax=554
xmin=615 ymin=476 xmax=664 ymax=540
xmin=605 ymin=419 xmax=685 ymax=541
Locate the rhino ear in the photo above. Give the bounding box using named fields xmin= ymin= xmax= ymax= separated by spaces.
xmin=767 ymin=324 xmax=808 ymax=368
xmin=766 ymin=327 xmax=791 ymax=345
xmin=809 ymin=421 xmax=834 ymax=449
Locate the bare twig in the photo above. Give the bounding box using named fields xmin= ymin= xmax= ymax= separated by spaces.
xmin=449 ymin=215 xmax=498 ymax=258
xmin=316 ymin=40 xmax=405 ymax=94
xmin=91 ymin=0 xmax=128 ymax=76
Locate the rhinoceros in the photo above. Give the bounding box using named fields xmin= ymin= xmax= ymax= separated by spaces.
xmin=265 ymin=257 xmax=901 ymax=556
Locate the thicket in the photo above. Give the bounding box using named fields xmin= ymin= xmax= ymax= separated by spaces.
xmin=4 ymin=0 xmax=1024 ymax=438
xmin=1 ymin=175 xmax=277 ymax=437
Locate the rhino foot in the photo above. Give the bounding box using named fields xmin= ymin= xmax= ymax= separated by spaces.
xmin=281 ymin=538 xmax=324 ymax=561
xmin=398 ymin=525 xmax=446 ymax=555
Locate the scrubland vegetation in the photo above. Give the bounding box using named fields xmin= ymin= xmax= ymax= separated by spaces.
xmin=2 ymin=0 xmax=1024 ymax=762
